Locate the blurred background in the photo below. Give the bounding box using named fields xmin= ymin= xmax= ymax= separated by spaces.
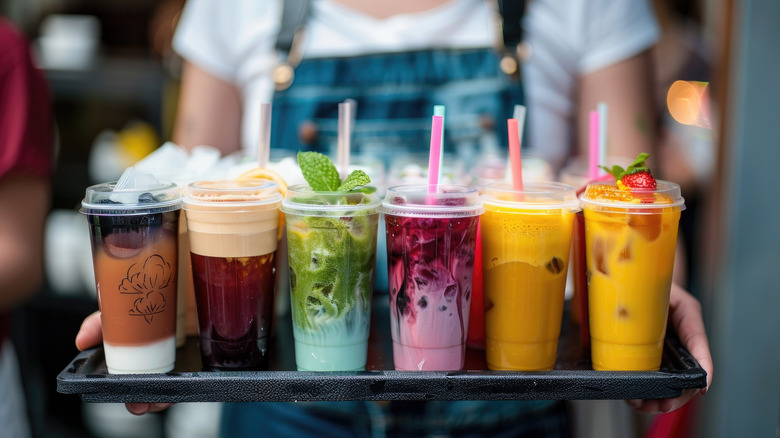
xmin=1 ymin=0 xmax=778 ymax=437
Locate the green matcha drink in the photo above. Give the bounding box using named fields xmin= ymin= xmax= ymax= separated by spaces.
xmin=281 ymin=152 xmax=381 ymax=371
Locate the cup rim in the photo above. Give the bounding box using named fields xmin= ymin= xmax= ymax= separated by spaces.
xmin=80 ymin=180 xmax=181 ymax=215
xmin=281 ymin=184 xmax=382 ymax=216
xmin=182 ymin=178 xmax=283 ymax=209
xmin=382 ymin=183 xmax=485 ymax=218
xmin=579 ymin=180 xmax=686 ymax=210
xmin=481 ymin=181 xmax=581 ymax=211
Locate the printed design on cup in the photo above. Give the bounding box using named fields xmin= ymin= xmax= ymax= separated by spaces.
xmin=118 ymin=254 xmax=174 ymax=324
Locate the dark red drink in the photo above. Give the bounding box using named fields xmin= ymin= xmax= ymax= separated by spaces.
xmin=571 ymin=211 xmax=590 ymax=348
xmin=466 ymin=219 xmax=485 ymax=349
xmin=183 ymin=179 xmax=283 ymax=370
xmin=191 ymin=253 xmax=276 ymax=370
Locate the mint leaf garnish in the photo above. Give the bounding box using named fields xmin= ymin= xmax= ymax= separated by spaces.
xmin=351 ymin=186 xmax=377 ymax=195
xmin=297 ymin=151 xmax=372 ymax=192
xmin=599 ymin=153 xmax=652 ymax=180
xmin=337 ymin=170 xmax=370 ymax=192
xmin=600 ymin=164 xmax=625 ymax=180
xmin=298 ymin=151 xmax=341 ymax=191
xmin=628 ymin=152 xmax=650 ymax=169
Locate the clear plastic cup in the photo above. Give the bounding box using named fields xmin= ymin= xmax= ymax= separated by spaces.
xmin=382 ymin=184 xmax=484 ymax=370
xmin=580 ymin=181 xmax=685 ymax=370
xmin=281 ymin=185 xmax=381 ymax=371
xmin=183 ymin=179 xmax=282 ymax=370
xmin=81 ymin=180 xmax=182 ymax=374
xmin=481 ymin=182 xmax=579 ymax=370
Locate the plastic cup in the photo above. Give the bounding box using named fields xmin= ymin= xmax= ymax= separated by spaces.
xmin=183 ymin=179 xmax=282 ymax=370
xmin=281 ymin=185 xmax=381 ymax=371
xmin=580 ymin=181 xmax=685 ymax=370
xmin=481 ymin=182 xmax=579 ymax=370
xmin=382 ymin=184 xmax=484 ymax=371
xmin=81 ymin=180 xmax=182 ymax=374
xmin=558 ymin=156 xmax=632 ymax=347
xmin=467 ymin=155 xmax=555 ymax=350
xmin=175 ymin=214 xmax=194 ymax=348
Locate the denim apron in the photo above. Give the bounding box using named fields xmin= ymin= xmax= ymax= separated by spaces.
xmin=221 ymin=49 xmax=569 ymax=438
xmin=269 ymin=48 xmax=524 ymax=170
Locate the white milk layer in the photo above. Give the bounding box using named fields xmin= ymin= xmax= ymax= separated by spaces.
xmin=104 ymin=336 xmax=176 ymax=374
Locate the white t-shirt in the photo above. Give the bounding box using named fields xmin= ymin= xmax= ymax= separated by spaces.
xmin=173 ymin=0 xmax=659 ymax=171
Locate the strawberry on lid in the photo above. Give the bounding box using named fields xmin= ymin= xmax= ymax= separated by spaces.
xmin=601 ymin=152 xmax=657 ymax=191
xmin=581 ymin=153 xmax=685 ymax=209
xmin=599 ymin=153 xmax=657 ymax=203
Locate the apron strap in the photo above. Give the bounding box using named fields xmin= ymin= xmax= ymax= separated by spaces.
xmin=273 ymin=0 xmax=312 ymax=90
xmin=494 ymin=0 xmax=529 ymax=80
xmin=497 ymin=0 xmax=527 ymax=49
xmin=276 ymin=0 xmax=312 ymax=54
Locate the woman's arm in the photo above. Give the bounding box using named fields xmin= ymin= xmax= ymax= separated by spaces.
xmin=0 ymin=174 xmax=49 ymax=309
xmin=577 ymin=50 xmax=658 ymax=163
xmin=628 ymin=283 xmax=713 ymax=413
xmin=172 ymin=61 xmax=244 ymax=154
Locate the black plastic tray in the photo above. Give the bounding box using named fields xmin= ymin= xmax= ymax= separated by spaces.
xmin=57 ymin=298 xmax=706 ymax=403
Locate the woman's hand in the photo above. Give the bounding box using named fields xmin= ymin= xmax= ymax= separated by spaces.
xmin=75 ymin=311 xmax=174 ymax=415
xmin=627 ymin=283 xmax=713 ymax=413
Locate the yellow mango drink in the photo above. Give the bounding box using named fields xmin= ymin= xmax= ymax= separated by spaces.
xmin=482 ymin=182 xmax=580 ymax=370
xmin=580 ymin=153 xmax=685 ymax=370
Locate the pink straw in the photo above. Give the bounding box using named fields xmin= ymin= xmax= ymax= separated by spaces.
xmin=507 ymin=118 xmax=523 ymax=191
xmin=589 ymin=110 xmax=600 ymax=179
xmin=427 ymin=115 xmax=444 ymax=196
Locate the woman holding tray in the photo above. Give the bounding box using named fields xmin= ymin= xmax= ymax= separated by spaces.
xmin=76 ymin=0 xmax=713 ymax=436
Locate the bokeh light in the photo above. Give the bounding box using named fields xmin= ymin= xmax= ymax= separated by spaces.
xmin=667 ymin=80 xmax=711 ymax=129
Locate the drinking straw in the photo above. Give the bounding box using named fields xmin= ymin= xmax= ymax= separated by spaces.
xmin=507 ymin=118 xmax=524 ymax=191
xmin=345 ymin=98 xmax=358 ymax=134
xmin=597 ymin=102 xmax=608 ymax=174
xmin=589 ymin=110 xmax=600 ymax=179
xmin=513 ymin=104 xmax=527 ymax=132
xmin=505 ymin=105 xmax=526 ymax=182
xmin=258 ymin=103 xmax=272 ymax=168
xmin=337 ymin=101 xmax=353 ymax=178
xmin=427 ymin=115 xmax=444 ymax=196
xmin=434 ymin=105 xmax=445 ymax=183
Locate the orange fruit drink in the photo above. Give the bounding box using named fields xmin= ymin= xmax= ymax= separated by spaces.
xmin=580 ymin=172 xmax=685 ymax=370
xmin=481 ymin=182 xmax=579 ymax=370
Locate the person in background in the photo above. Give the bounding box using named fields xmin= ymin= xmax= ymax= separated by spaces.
xmin=0 ymin=18 xmax=55 ymax=438
xmin=76 ymin=0 xmax=713 ymax=436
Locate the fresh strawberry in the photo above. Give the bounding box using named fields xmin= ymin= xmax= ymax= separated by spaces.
xmin=599 ymin=153 xmax=657 ymax=203
xmin=621 ymin=170 xmax=657 ymax=190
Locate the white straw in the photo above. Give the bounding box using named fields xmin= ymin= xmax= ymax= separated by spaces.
xmin=337 ymin=101 xmax=353 ymax=178
xmin=258 ymin=103 xmax=272 ymax=168
xmin=597 ymin=101 xmax=608 ymax=175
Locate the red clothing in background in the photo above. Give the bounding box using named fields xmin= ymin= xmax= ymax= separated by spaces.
xmin=0 ymin=18 xmax=54 ymax=348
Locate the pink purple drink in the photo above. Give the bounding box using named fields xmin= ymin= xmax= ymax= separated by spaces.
xmin=383 ymin=184 xmax=483 ymax=370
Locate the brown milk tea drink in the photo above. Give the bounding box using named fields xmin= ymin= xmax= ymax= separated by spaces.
xmin=81 ymin=172 xmax=182 ymax=374
xmin=183 ymin=179 xmax=282 ymax=370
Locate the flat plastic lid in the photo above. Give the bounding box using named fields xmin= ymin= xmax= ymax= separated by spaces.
xmin=182 ymin=179 xmax=282 ymax=209
xmin=80 ymin=180 xmax=181 ymax=215
xmin=579 ymin=180 xmax=686 ymax=210
xmin=382 ymin=184 xmax=484 ymax=218
xmin=482 ymin=181 xmax=580 ymax=211
xmin=281 ymin=184 xmax=382 ymax=217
